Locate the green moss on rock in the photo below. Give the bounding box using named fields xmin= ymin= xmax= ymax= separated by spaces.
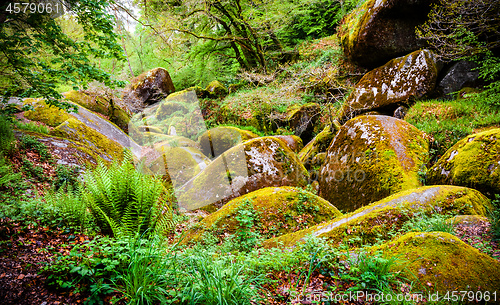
xmin=263 ymin=185 xmax=491 ymax=248
xmin=428 ymin=128 xmax=500 ymax=198
xmin=205 ymin=80 xmax=228 ymax=97
xmin=339 ymin=50 xmax=439 ymax=122
xmin=23 ymin=98 xmax=71 ymax=127
xmin=50 ymin=118 xmax=125 ymax=161
xmin=319 ymin=115 xmax=429 ymax=212
xmin=372 ymin=232 xmax=500 ymax=293
xmin=199 ymin=126 xmax=258 ymax=158
xmin=155 ymin=102 xmax=189 ymax=120
xmin=338 ymin=0 xmax=434 ymax=68
xmin=270 ymin=135 xmax=303 ymax=153
xmin=184 ymin=186 xmax=342 ymax=243
xmin=148 ymin=146 xmax=211 ymax=188
xmin=177 ymin=137 xmax=310 ymax=210
xmin=299 ymin=125 xmax=336 ymax=170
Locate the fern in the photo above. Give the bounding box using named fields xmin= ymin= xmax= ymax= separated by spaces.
xmin=0 ymin=156 xmax=21 ymax=187
xmin=82 ymin=151 xmax=174 ymax=238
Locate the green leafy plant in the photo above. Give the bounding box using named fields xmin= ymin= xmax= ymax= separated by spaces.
xmin=19 ymin=135 xmax=52 ymax=161
xmin=344 ymin=251 xmax=402 ymax=293
xmin=44 ymin=186 xmax=92 ymax=233
xmin=82 ymin=151 xmax=173 ymax=238
xmin=0 ymin=115 xmax=15 ymax=155
xmin=13 ymin=120 xmax=49 ymax=134
xmin=53 ymin=164 xmax=81 ymax=191
xmin=489 ymin=194 xmax=500 ymax=241
xmin=401 ymin=212 xmax=455 ymax=234
xmin=234 ymin=199 xmax=261 ymax=252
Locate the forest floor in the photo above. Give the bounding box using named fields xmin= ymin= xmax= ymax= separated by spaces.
xmin=1 ymin=214 xmax=498 ymax=305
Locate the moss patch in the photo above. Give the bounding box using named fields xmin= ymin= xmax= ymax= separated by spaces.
xmin=23 ymin=98 xmax=71 ymax=127
xmin=372 ymin=232 xmax=500 ymax=293
xmin=50 ymin=118 xmax=124 ymax=162
xmin=263 ymin=185 xmax=492 ymax=248
xmin=428 ymin=128 xmax=500 ymax=198
xmin=184 ymin=186 xmax=342 ymax=243
xmin=319 ymin=115 xmax=429 ymax=212
xmin=199 ymin=126 xmax=258 ymax=158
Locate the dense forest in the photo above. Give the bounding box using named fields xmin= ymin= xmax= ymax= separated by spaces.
xmin=1 ymin=0 xmax=500 ymax=304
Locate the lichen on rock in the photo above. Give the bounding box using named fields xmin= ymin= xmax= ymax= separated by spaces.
xmin=23 ymin=98 xmax=71 ymax=127
xmin=372 ymin=231 xmax=500 ymax=293
xmin=263 ymin=185 xmax=491 ymax=248
xmin=338 ymin=49 xmax=439 ymax=122
xmin=183 ymin=186 xmax=342 ymax=243
xmin=199 ymin=126 xmax=258 ymax=158
xmin=176 ymin=137 xmax=309 ymax=211
xmin=319 ymin=115 xmax=429 ymax=212
xmin=428 ymin=128 xmax=500 ymax=198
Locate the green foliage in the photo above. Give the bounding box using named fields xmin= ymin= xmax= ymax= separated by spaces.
xmin=401 ymin=212 xmax=455 ymax=234
xmin=234 ymin=199 xmax=261 ymax=252
xmin=53 ymin=164 xmax=81 ymax=191
xmin=0 ymin=156 xmax=21 ymax=188
xmin=19 ymin=135 xmax=52 ymax=161
xmin=0 ymin=0 xmax=125 ymax=109
xmin=82 ymin=151 xmax=173 ymax=237
xmin=278 ymin=0 xmax=358 ymax=46
xmin=13 ymin=120 xmax=50 ymax=135
xmin=489 ymin=194 xmax=500 ymax=241
xmin=405 ymin=98 xmax=500 ymax=160
xmin=344 ymin=251 xmax=401 ymax=293
xmin=0 ymin=115 xmax=15 ymax=155
xmin=44 ymin=186 xmax=93 ymax=233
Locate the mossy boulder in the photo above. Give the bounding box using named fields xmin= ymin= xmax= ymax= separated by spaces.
xmin=199 ymin=126 xmax=258 ymax=158
xmin=263 ymin=185 xmax=492 ymax=248
xmin=373 ymin=232 xmax=500 ymax=293
xmin=23 ymin=98 xmax=71 ymax=127
xmin=184 ymin=187 xmax=342 ymax=243
xmin=63 ymin=90 xmax=130 ymax=131
xmin=26 ymin=132 xmax=105 ymax=168
xmin=319 ymin=115 xmax=428 ymax=212
xmin=447 ymin=215 xmax=489 ymax=227
xmin=338 ymin=0 xmax=435 ymax=68
xmin=270 ymin=135 xmax=303 ymax=153
xmin=147 ymin=146 xmax=211 ymax=188
xmin=50 ymin=118 xmax=125 ymax=162
xmin=299 ymin=125 xmax=336 ymax=170
xmin=286 ymin=103 xmax=321 ymax=143
xmin=205 ymin=80 xmax=228 ymax=97
xmin=177 ymin=137 xmax=310 ymax=210
xmin=338 ymin=50 xmax=439 ymax=123
xmin=428 ymin=129 xmax=500 ymax=198
xmin=164 ymin=89 xmax=199 ymax=103
xmin=122 ymin=68 xmax=175 ymax=112
xmin=155 ymin=101 xmax=189 ymax=120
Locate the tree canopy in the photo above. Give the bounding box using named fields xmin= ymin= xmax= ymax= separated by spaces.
xmin=0 ymin=0 xmax=125 ymax=110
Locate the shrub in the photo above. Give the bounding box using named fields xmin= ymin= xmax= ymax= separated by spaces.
xmin=82 ymin=151 xmax=173 ymax=237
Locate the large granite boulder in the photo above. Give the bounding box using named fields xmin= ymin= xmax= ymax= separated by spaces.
xmin=338 ymin=0 xmax=435 ymax=68
xmin=176 ymin=137 xmax=309 ymax=210
xmin=263 ymin=185 xmax=492 ymax=248
xmin=199 ymin=126 xmax=258 ymax=159
xmin=63 ymin=90 xmax=130 ymax=132
xmin=122 ymin=68 xmax=175 ymax=112
xmin=428 ymin=128 xmax=500 ymax=198
xmin=319 ymin=115 xmax=428 ymax=212
xmin=338 ymin=49 xmax=439 ymax=123
xmin=183 ymin=186 xmax=342 ymax=243
xmin=374 ymin=232 xmax=500 ymax=293
xmin=435 ymin=60 xmax=481 ymax=99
